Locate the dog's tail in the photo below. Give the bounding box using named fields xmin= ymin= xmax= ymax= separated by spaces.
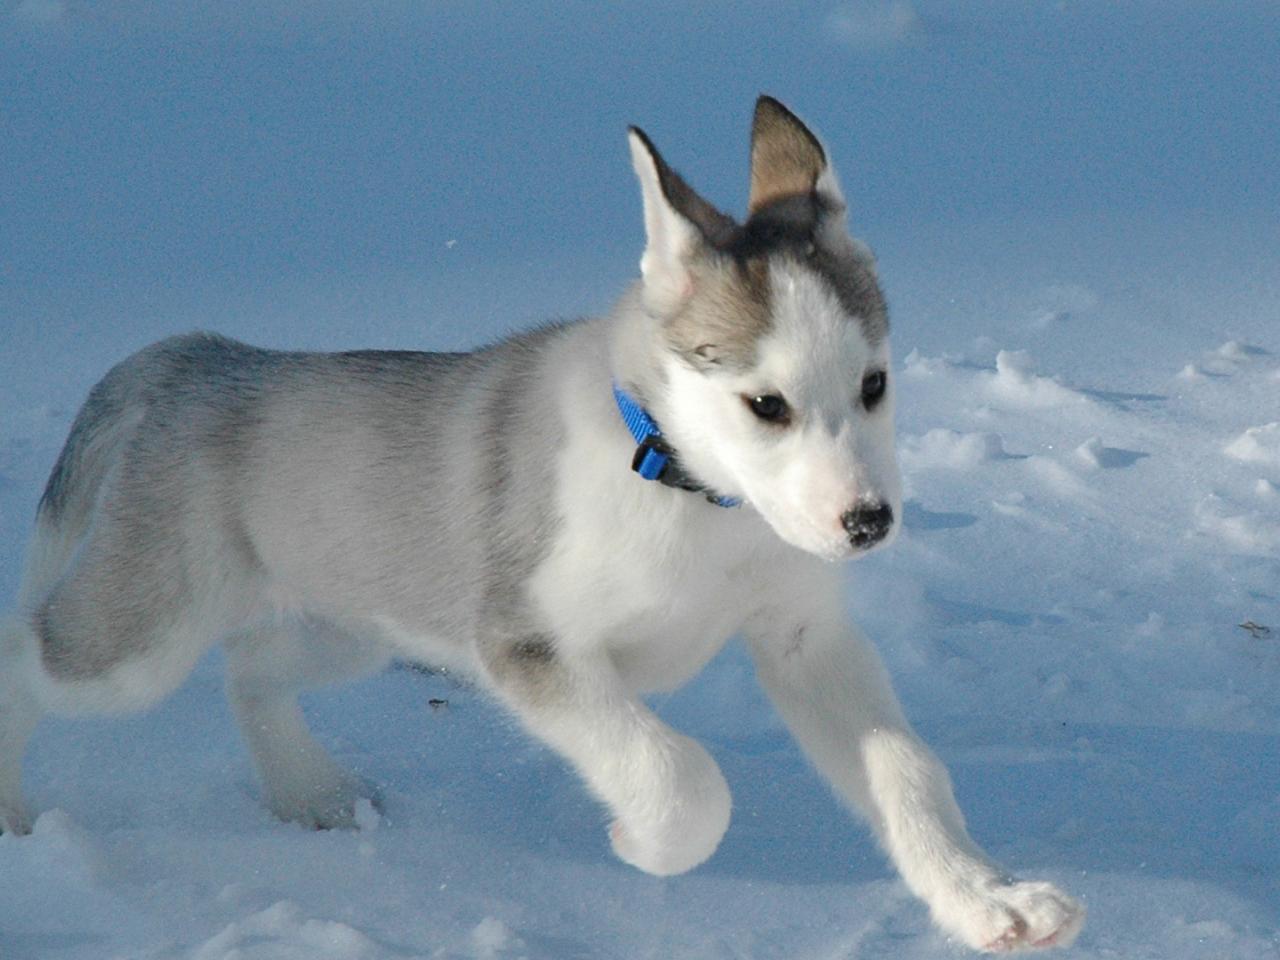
xmin=18 ymin=352 xmax=146 ymax=613
xmin=37 ymin=368 xmax=139 ymax=535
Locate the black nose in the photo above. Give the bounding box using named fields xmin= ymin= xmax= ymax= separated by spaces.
xmin=842 ymin=502 xmax=894 ymax=548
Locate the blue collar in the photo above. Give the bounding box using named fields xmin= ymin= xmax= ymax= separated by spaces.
xmin=612 ymin=384 xmax=741 ymax=508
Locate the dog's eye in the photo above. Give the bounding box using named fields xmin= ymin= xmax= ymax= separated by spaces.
xmin=745 ymin=394 xmax=791 ymax=425
xmin=861 ymin=370 xmax=887 ymax=409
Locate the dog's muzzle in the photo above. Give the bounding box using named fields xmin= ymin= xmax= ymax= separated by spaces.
xmin=842 ymin=502 xmax=894 ymax=549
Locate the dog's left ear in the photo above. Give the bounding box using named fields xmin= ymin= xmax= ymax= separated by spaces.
xmin=748 ymin=95 xmax=848 ymax=221
xmin=628 ymin=127 xmax=736 ymax=317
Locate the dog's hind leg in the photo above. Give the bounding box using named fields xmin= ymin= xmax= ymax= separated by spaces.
xmin=225 ymin=617 xmax=391 ymax=830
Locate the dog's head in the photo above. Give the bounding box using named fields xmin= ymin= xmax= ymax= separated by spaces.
xmin=627 ymin=96 xmax=900 ymax=561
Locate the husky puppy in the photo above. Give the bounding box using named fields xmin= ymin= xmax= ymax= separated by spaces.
xmin=0 ymin=97 xmax=1082 ymax=952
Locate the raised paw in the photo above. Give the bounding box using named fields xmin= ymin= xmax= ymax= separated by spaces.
xmin=946 ymin=879 xmax=1085 ymax=953
xmin=606 ymin=734 xmax=732 ymax=877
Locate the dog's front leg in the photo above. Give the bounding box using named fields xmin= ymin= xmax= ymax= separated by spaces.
xmin=745 ymin=603 xmax=1083 ymax=953
xmin=480 ymin=634 xmax=731 ymax=877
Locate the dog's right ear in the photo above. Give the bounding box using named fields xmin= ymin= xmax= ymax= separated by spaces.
xmin=628 ymin=127 xmax=734 ymax=317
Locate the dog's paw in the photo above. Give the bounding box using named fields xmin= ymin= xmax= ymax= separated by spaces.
xmin=267 ymin=775 xmax=381 ymax=831
xmin=608 ymin=734 xmax=731 ymax=877
xmin=936 ymin=878 xmax=1084 ymax=953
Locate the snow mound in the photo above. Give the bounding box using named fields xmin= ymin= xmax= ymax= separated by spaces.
xmin=1215 ymin=340 xmax=1263 ymax=364
xmin=191 ymin=901 xmax=380 ymax=960
xmin=1224 ymin=422 xmax=1280 ymax=467
xmin=901 ymin=428 xmax=1015 ymax=470
xmin=901 ymin=349 xmax=1089 ymax=412
xmin=985 ymin=350 xmax=1089 ymax=409
xmin=1191 ymin=340 xmax=1271 ymax=376
xmin=1195 ymin=494 xmax=1280 ymax=556
xmin=6 ymin=809 xmax=101 ymax=882
xmin=470 ymin=916 xmax=521 ymax=959
xmin=1074 ymin=436 xmax=1148 ymax=470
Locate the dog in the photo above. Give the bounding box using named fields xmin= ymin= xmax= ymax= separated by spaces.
xmin=0 ymin=96 xmax=1083 ymax=952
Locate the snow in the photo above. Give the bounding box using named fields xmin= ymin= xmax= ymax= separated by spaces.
xmin=1226 ymin=423 xmax=1280 ymax=468
xmin=2 ymin=2 xmax=1278 ymax=958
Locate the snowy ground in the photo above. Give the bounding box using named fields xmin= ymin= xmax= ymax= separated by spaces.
xmin=3 ymin=3 xmax=1279 ymax=959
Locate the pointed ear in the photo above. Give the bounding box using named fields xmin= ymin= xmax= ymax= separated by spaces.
xmin=628 ymin=127 xmax=734 ymax=316
xmin=748 ymin=96 xmax=847 ymax=217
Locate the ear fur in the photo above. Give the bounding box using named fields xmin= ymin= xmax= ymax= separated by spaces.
xmin=749 ymin=96 xmax=847 ymax=218
xmin=628 ymin=127 xmax=736 ymax=317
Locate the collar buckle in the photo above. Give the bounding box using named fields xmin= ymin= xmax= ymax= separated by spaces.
xmin=630 ymin=433 xmax=676 ymax=481
xmin=613 ymin=383 xmax=741 ymax=509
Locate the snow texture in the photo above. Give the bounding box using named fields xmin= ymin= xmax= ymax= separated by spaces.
xmin=2 ymin=2 xmax=1278 ymax=958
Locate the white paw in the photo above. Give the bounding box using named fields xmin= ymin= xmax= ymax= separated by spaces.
xmin=266 ymin=775 xmax=380 ymax=831
xmin=937 ymin=878 xmax=1085 ymax=953
xmin=608 ymin=734 xmax=731 ymax=877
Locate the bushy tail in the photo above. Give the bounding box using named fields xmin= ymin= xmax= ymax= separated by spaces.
xmin=36 ymin=369 xmax=140 ymax=542
xmin=18 ymin=356 xmax=144 ymax=613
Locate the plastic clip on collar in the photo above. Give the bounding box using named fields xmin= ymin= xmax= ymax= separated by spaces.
xmin=612 ymin=384 xmax=741 ymax=509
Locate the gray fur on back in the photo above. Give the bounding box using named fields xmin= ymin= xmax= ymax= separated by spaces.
xmin=33 ymin=327 xmax=573 ymax=681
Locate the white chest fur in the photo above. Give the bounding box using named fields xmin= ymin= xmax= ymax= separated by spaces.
xmin=529 ymin=493 xmax=778 ymax=692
